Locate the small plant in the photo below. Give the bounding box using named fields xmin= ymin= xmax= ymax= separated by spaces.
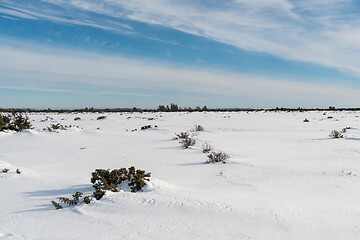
xmin=180 ymin=138 xmax=196 ymax=148
xmin=97 ymin=116 xmax=106 ymax=120
xmin=16 ymin=169 xmax=21 ymax=174
xmin=83 ymin=196 xmax=92 ymax=204
xmin=303 ymin=119 xmax=309 ymax=122
xmin=194 ymin=125 xmax=205 ymax=132
xmin=74 ymin=117 xmax=81 ymax=121
xmin=176 ymin=132 xmax=189 ymax=139
xmin=202 ymin=143 xmax=213 ymax=153
xmin=206 ymin=151 xmax=230 ymax=164
xmin=2 ymin=168 xmax=9 ymax=173
xmin=51 ymin=201 xmax=63 ymax=209
xmin=329 ymin=130 xmax=343 ymax=139
xmin=57 ymin=192 xmax=83 ymax=206
xmin=93 ymin=189 xmax=106 ymax=200
xmin=342 ymin=127 xmax=351 ymax=133
xmin=51 ymin=192 xmax=93 ymax=209
xmin=141 ymin=125 xmax=152 ymax=130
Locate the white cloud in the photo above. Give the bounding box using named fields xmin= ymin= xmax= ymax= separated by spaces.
xmin=1 ymin=44 xmax=360 ymax=105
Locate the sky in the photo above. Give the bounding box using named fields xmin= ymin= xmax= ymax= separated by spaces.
xmin=1 ymin=0 xmax=360 ymax=109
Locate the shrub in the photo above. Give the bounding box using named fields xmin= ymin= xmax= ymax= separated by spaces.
xmin=202 ymin=143 xmax=213 ymax=153
xmin=2 ymin=168 xmax=9 ymax=173
xmin=57 ymin=192 xmax=83 ymax=206
xmin=0 ymin=112 xmax=32 ymax=132
xmin=90 ymin=166 xmax=151 ymax=199
xmin=97 ymin=116 xmax=106 ymax=120
xmin=93 ymin=189 xmax=105 ymax=200
xmin=342 ymin=127 xmax=351 ymax=133
xmin=176 ymin=132 xmax=189 ymax=139
xmin=127 ymin=167 xmax=151 ymax=192
xmin=10 ymin=112 xmax=32 ymax=131
xmin=329 ymin=130 xmax=343 ymax=138
xmin=74 ymin=117 xmax=81 ymax=121
xmin=206 ymin=151 xmax=230 ymax=164
xmin=46 ymin=123 xmax=66 ymax=132
xmin=16 ymin=169 xmax=21 ymax=174
xmin=180 ymin=138 xmax=196 ymax=148
xmin=84 ymin=196 xmax=92 ymax=204
xmin=52 ymin=192 xmax=92 ymax=209
xmin=51 ymin=201 xmax=63 ymax=209
xmin=141 ymin=125 xmax=152 ymax=130
xmin=194 ymin=125 xmax=205 ymax=132
xmin=303 ymin=119 xmax=309 ymax=122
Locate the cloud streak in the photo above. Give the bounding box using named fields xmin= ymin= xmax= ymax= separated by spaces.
xmin=1 ymin=44 xmax=360 ymax=106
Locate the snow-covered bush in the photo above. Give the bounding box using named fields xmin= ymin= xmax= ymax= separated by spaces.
xmin=206 ymin=152 xmax=230 ymax=164
xmin=180 ymin=138 xmax=196 ymax=148
xmin=74 ymin=117 xmax=81 ymax=121
xmin=97 ymin=116 xmax=106 ymax=120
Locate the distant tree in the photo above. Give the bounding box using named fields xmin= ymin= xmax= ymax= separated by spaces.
xmin=202 ymin=106 xmax=208 ymax=111
xmin=170 ymin=103 xmax=179 ymax=112
xmin=157 ymin=105 xmax=166 ymax=111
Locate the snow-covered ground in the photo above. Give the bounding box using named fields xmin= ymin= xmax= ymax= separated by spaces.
xmin=1 ymin=111 xmax=360 ymax=239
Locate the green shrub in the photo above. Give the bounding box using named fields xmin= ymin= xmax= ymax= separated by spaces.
xmin=90 ymin=166 xmax=151 ymax=199
xmin=2 ymin=168 xmax=9 ymax=173
xmin=57 ymin=192 xmax=83 ymax=206
xmin=84 ymin=196 xmax=92 ymax=204
xmin=16 ymin=169 xmax=21 ymax=174
xmin=127 ymin=167 xmax=151 ymax=192
xmin=93 ymin=189 xmax=105 ymax=200
xmin=51 ymin=192 xmax=92 ymax=209
xmin=0 ymin=112 xmax=32 ymax=132
xmin=51 ymin=200 xmax=63 ymax=209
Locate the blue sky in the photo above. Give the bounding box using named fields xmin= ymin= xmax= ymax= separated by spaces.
xmin=1 ymin=0 xmax=360 ymax=109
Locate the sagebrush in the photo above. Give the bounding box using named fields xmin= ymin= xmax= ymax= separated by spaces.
xmin=206 ymin=151 xmax=230 ymax=164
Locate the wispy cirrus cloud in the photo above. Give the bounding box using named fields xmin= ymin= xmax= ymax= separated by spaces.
xmin=2 ymin=0 xmax=359 ymax=77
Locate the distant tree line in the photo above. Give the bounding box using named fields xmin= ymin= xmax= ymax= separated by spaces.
xmin=0 ymin=105 xmax=355 ymax=113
